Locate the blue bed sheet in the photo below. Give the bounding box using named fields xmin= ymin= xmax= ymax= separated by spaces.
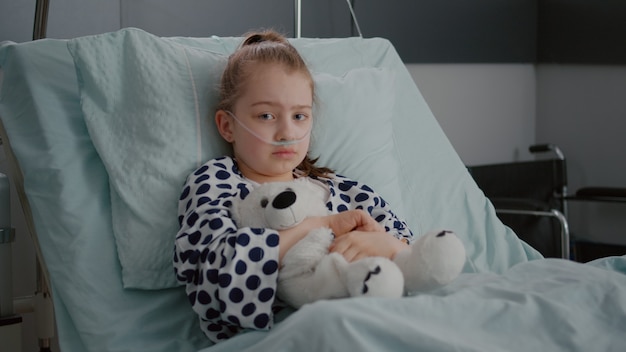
xmin=204 ymin=256 xmax=626 ymax=352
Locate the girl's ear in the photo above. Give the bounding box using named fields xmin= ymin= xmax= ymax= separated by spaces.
xmin=215 ymin=110 xmax=235 ymax=143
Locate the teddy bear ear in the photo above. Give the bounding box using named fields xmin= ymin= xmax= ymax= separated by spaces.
xmin=229 ymin=187 xmax=271 ymax=228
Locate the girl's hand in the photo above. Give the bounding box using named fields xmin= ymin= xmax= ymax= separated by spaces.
xmin=326 ymin=209 xmax=384 ymax=235
xmin=329 ymin=230 xmax=408 ymax=262
xmin=277 ymin=210 xmax=381 ymax=263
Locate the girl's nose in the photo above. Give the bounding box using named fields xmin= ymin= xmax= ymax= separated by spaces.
xmin=276 ymin=116 xmax=298 ymax=140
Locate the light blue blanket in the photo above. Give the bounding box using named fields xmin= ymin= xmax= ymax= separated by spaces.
xmin=205 ymin=256 xmax=626 ymax=352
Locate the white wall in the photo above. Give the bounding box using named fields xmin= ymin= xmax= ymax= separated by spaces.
xmin=407 ymin=64 xmax=537 ymax=166
xmin=536 ymin=65 xmax=626 ymax=245
xmin=0 ymin=0 xmax=296 ymax=44
xmin=0 ymin=1 xmax=37 ymax=43
xmin=0 ymin=0 xmax=120 ymax=43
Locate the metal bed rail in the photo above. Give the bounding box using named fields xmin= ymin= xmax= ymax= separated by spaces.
xmin=496 ymin=208 xmax=570 ymax=260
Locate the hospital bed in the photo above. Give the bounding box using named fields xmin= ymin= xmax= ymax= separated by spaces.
xmin=1 ymin=25 xmax=625 ymax=352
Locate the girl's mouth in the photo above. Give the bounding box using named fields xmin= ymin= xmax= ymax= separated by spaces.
xmin=273 ymin=148 xmax=296 ymax=157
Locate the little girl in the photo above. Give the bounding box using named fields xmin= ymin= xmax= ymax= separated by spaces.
xmin=174 ymin=30 xmax=413 ymax=343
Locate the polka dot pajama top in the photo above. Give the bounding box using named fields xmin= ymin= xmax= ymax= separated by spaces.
xmin=173 ymin=156 xmax=413 ymax=342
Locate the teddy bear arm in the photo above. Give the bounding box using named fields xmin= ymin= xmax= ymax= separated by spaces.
xmin=279 ymin=228 xmax=334 ymax=280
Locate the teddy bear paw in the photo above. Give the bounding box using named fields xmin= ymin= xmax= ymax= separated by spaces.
xmin=344 ymin=257 xmax=404 ymax=299
xmin=395 ymin=230 xmax=466 ymax=294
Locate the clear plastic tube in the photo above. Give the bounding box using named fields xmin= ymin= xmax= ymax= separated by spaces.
xmin=226 ymin=111 xmax=311 ymax=146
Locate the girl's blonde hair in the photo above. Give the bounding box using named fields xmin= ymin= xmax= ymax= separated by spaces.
xmin=217 ymin=30 xmax=333 ymax=178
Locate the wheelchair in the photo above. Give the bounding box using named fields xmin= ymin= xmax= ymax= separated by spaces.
xmin=468 ymin=144 xmax=626 ymax=261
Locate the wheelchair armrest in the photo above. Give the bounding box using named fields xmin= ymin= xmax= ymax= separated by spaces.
xmin=529 ymin=143 xmax=565 ymax=160
xmin=569 ymin=187 xmax=626 ymax=203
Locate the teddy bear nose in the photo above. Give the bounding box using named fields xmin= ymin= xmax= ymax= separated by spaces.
xmin=272 ymin=190 xmax=297 ymax=209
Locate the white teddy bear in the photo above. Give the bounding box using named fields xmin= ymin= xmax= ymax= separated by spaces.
xmin=231 ymin=179 xmax=466 ymax=308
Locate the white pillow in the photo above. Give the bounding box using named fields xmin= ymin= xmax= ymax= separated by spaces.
xmin=311 ymin=68 xmax=405 ymax=216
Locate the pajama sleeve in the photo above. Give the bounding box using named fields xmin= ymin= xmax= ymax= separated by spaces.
xmin=327 ymin=175 xmax=414 ymax=243
xmin=174 ymin=157 xmax=280 ymax=343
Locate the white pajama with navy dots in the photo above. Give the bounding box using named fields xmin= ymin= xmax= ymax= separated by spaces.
xmin=174 ymin=156 xmax=413 ymax=342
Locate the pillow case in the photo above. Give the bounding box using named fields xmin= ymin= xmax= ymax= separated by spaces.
xmin=69 ymin=28 xmax=230 ymax=289
xmin=68 ymin=28 xmax=406 ymax=289
xmin=310 ymin=68 xmax=406 ymax=218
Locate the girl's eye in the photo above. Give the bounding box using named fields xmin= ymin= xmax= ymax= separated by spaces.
xmin=294 ymin=114 xmax=308 ymax=121
xmin=258 ymin=113 xmax=274 ymax=121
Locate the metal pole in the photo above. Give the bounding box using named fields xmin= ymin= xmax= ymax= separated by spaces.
xmin=33 ymin=0 xmax=50 ymax=40
xmin=294 ymin=0 xmax=301 ymax=38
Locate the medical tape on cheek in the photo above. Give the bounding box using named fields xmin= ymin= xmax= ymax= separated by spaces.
xmin=225 ymin=111 xmax=311 ymax=146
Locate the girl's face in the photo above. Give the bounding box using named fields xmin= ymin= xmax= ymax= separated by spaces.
xmin=216 ymin=62 xmax=314 ymax=183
